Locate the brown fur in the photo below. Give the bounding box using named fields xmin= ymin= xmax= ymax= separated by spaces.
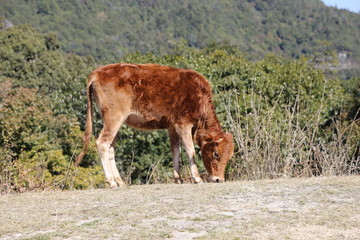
xmin=76 ymin=63 xmax=234 ymax=187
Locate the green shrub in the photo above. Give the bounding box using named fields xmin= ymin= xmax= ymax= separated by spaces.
xmin=0 ymin=83 xmax=104 ymax=193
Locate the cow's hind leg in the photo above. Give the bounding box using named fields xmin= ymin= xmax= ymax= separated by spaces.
xmin=96 ymin=116 xmax=124 ymax=188
xmin=168 ymin=127 xmax=183 ymax=184
xmin=176 ymin=125 xmax=203 ymax=183
xmin=109 ymin=137 xmax=125 ymax=187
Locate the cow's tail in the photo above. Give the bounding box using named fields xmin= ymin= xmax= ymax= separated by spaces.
xmin=75 ymin=73 xmax=96 ymax=166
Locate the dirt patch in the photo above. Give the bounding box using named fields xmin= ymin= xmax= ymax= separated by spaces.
xmin=1 ymin=176 xmax=359 ymax=239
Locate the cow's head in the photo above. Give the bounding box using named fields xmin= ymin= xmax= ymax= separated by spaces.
xmin=200 ymin=132 xmax=234 ymax=183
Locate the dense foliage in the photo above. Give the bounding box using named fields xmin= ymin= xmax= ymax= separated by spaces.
xmin=0 ymin=24 xmax=104 ymax=192
xmin=0 ymin=23 xmax=359 ymax=193
xmin=1 ymin=0 xmax=359 ymax=77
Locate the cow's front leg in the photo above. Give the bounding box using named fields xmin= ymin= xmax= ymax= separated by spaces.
xmin=187 ymin=151 xmax=203 ymax=184
xmin=168 ymin=128 xmax=183 ymax=184
xmin=176 ymin=125 xmax=203 ymax=184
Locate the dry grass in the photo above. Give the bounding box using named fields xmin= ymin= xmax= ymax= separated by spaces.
xmin=222 ymin=89 xmax=360 ymax=181
xmin=1 ymin=176 xmax=359 ymax=240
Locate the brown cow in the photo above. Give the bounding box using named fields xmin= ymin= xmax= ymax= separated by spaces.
xmin=75 ymin=63 xmax=234 ymax=188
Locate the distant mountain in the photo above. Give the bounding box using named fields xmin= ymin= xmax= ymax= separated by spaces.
xmin=1 ymin=0 xmax=359 ymax=73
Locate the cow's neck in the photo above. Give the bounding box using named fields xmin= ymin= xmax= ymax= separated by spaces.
xmin=195 ymin=110 xmax=223 ymax=146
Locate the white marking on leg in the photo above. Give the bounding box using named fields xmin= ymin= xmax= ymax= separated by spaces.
xmin=96 ymin=139 xmax=117 ymax=188
xmin=109 ymin=144 xmax=125 ymax=187
xmin=176 ymin=125 xmax=203 ymax=184
xmin=188 ymin=151 xmax=202 ymax=184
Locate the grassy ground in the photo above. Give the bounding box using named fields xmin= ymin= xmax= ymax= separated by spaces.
xmin=1 ymin=176 xmax=359 ymax=240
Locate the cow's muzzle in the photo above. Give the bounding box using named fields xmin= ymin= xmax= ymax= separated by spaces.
xmin=207 ymin=175 xmax=224 ymax=183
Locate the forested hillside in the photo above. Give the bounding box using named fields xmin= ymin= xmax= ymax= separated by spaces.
xmin=1 ymin=0 xmax=359 ymax=76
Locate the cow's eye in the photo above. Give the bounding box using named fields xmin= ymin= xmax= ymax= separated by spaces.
xmin=213 ymin=151 xmax=220 ymax=159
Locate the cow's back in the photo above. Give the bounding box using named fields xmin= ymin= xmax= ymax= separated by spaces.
xmin=92 ymin=63 xmax=214 ymax=129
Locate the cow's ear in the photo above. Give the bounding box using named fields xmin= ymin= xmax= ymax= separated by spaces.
xmin=202 ymin=134 xmax=213 ymax=143
xmin=199 ymin=134 xmax=213 ymax=147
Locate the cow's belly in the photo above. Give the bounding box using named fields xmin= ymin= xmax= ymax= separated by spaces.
xmin=125 ymin=113 xmax=169 ymax=130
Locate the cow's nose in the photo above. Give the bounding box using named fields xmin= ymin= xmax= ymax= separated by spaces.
xmin=214 ymin=178 xmax=224 ymax=183
xmin=207 ymin=175 xmax=224 ymax=183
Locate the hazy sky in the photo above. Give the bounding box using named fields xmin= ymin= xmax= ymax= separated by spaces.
xmin=322 ymin=0 xmax=360 ymax=13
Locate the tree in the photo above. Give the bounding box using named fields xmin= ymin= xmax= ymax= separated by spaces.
xmin=0 ymin=25 xmax=102 ymax=193
xmin=0 ymin=24 xmax=95 ymax=122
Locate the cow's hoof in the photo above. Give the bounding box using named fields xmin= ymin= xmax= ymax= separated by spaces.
xmin=193 ymin=177 xmax=204 ymax=184
xmin=109 ymin=182 xmax=119 ymax=189
xmin=114 ymin=177 xmax=126 ymax=188
xmin=174 ymin=178 xmax=183 ymax=184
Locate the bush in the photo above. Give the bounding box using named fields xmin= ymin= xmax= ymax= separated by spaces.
xmin=0 ymin=82 xmax=104 ymax=193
